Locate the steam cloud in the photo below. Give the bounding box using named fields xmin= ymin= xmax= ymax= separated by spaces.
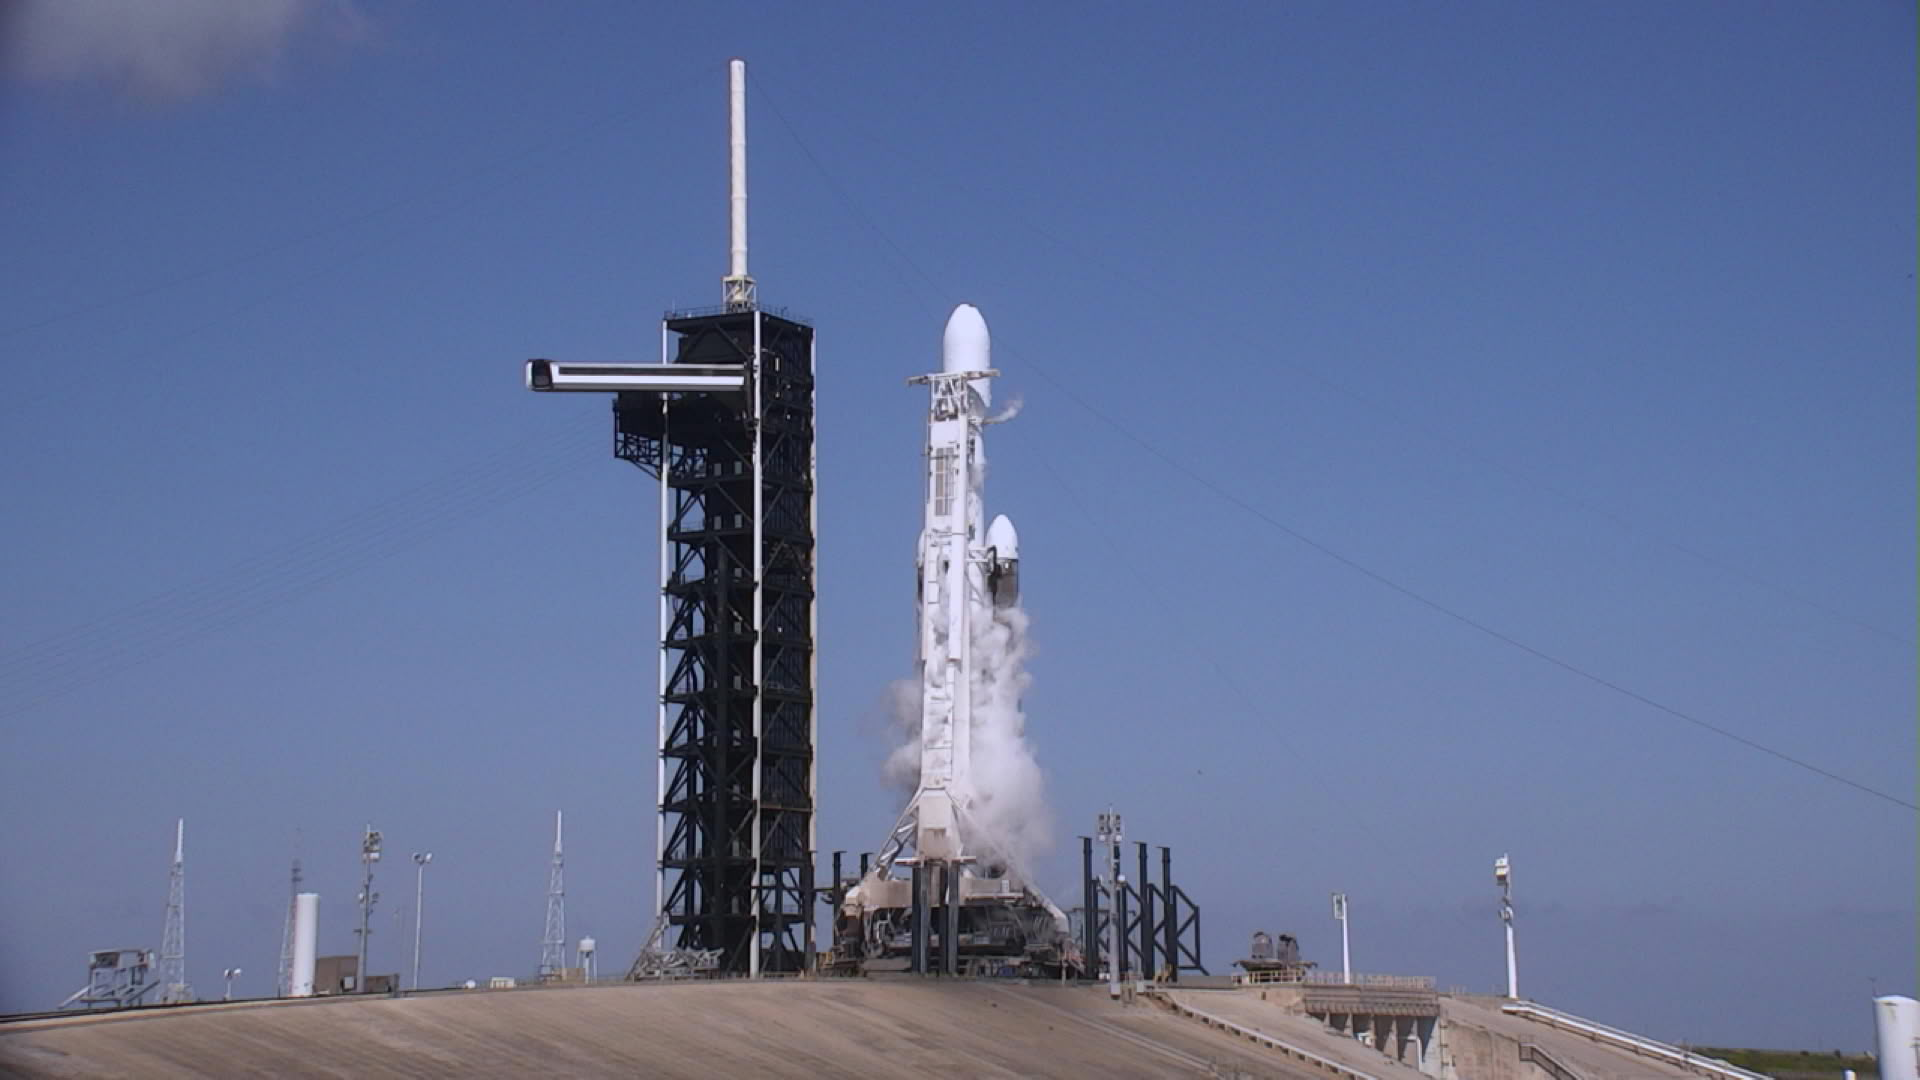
xmin=2 ymin=0 xmax=362 ymax=101
xmin=884 ymin=600 xmax=1054 ymax=883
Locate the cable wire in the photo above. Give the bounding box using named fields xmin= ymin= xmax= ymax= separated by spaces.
xmin=757 ymin=79 xmax=1916 ymax=814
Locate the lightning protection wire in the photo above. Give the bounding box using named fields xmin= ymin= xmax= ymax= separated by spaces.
xmin=755 ymin=76 xmax=1908 ymax=652
xmin=0 ymin=66 xmax=708 ymax=425
xmin=2 ymin=63 xmax=711 ymax=340
xmin=0 ymin=420 xmax=608 ymax=720
xmin=0 ymin=62 xmax=727 ymax=703
xmin=757 ymin=81 xmax=1916 ymax=814
xmin=0 ymin=419 xmax=601 ymax=683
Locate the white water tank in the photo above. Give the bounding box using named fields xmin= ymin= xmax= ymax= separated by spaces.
xmin=290 ymin=892 xmax=319 ymax=997
xmin=1877 ymin=996 xmax=1920 ymax=1080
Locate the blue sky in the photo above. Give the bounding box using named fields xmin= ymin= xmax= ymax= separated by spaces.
xmin=0 ymin=0 xmax=1911 ymax=1049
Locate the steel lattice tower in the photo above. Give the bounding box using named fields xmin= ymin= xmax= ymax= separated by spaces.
xmin=541 ymin=811 xmax=566 ymax=978
xmin=523 ymin=60 xmax=816 ymax=978
xmin=158 ymin=819 xmax=190 ymax=1003
xmin=276 ymin=858 xmax=302 ymax=996
xmin=616 ymin=303 xmax=816 ymax=976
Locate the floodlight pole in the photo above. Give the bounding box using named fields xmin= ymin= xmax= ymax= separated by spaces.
xmin=1496 ymin=854 xmax=1517 ymax=998
xmin=222 ymin=967 xmax=241 ymax=1001
xmin=356 ymin=826 xmax=382 ymax=992
xmin=1332 ymin=892 xmax=1351 ymax=984
xmin=412 ymin=852 xmax=433 ymax=991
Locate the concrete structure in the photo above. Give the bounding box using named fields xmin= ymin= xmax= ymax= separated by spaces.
xmin=1 ymin=981 xmax=1313 ymax=1078
xmin=1159 ymin=986 xmax=1775 ymax=1080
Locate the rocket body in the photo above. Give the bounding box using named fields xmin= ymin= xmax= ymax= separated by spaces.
xmin=912 ymin=303 xmax=999 ymax=861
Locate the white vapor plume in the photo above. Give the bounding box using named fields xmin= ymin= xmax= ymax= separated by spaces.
xmin=884 ymin=598 xmax=1053 ymax=881
xmin=2 ymin=0 xmax=363 ymax=101
xmin=964 ymin=603 xmax=1050 ymax=876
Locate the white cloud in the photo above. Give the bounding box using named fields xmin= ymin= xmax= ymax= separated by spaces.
xmin=3 ymin=0 xmax=361 ymax=101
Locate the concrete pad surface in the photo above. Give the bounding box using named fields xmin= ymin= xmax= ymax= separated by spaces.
xmin=1 ymin=980 xmax=1327 ymax=1079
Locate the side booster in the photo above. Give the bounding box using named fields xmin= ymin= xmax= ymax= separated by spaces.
xmin=986 ymin=514 xmax=1018 ymax=610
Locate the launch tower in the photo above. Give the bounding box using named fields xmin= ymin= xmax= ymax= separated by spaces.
xmin=525 ymin=60 xmax=815 ymax=977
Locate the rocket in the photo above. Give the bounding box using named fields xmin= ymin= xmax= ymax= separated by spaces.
xmin=882 ymin=303 xmax=1016 ymax=868
xmin=839 ymin=303 xmax=1072 ymax=975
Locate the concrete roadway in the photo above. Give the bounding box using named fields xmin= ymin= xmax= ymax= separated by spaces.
xmin=0 ymin=979 xmax=1325 ymax=1079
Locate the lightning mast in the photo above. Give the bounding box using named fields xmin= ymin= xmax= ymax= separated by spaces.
xmin=157 ymin=819 xmax=191 ymax=1003
xmin=541 ymin=811 xmax=566 ymax=979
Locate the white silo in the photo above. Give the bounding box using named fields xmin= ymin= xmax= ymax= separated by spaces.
xmin=1876 ymin=996 xmax=1920 ymax=1080
xmin=290 ymin=892 xmax=320 ymax=997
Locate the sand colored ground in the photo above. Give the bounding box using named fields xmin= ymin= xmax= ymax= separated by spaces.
xmin=0 ymin=979 xmax=1322 ymax=1079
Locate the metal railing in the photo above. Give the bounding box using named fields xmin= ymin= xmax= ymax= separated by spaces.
xmin=1519 ymin=1042 xmax=1585 ymax=1080
xmin=663 ymin=303 xmax=811 ymax=324
xmin=1501 ymin=1002 xmax=1772 ymax=1080
xmin=1235 ymin=970 xmax=1435 ymax=990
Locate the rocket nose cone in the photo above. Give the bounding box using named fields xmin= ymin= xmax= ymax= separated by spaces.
xmin=986 ymin=514 xmax=1018 ymax=560
xmin=942 ymin=303 xmax=991 ymax=374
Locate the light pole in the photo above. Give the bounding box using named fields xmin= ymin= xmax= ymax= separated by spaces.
xmin=356 ymin=826 xmax=382 ymax=993
xmin=223 ymin=967 xmax=242 ymax=1001
xmin=1495 ymin=854 xmax=1517 ymax=998
xmin=412 ymin=852 xmax=433 ymax=991
xmin=1331 ymin=892 xmax=1351 ymax=984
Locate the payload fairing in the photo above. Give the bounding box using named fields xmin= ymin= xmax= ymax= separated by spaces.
xmin=837 ymin=304 xmax=1072 ymax=976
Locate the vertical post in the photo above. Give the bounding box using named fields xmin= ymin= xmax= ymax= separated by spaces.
xmin=1082 ymin=837 xmax=1097 ymax=977
xmin=1496 ymin=854 xmax=1516 ymax=998
xmin=654 ymin=375 xmax=671 ymax=935
xmin=1136 ymin=842 xmax=1154 ymax=980
xmin=411 ymin=856 xmax=428 ymax=991
xmin=802 ymin=853 xmax=816 ymax=973
xmin=943 ymin=863 xmax=961 ymax=976
xmin=859 ymin=852 xmax=871 ymax=879
xmin=1160 ymin=847 xmax=1177 ymax=982
xmin=1334 ymin=892 xmax=1351 ymax=984
xmin=830 ymin=851 xmax=844 ymax=964
xmin=727 ymin=59 xmax=748 ymax=289
xmin=1505 ymin=920 xmax=1518 ymax=998
xmin=749 ymin=310 xmax=765 ymax=980
xmin=1343 ymin=906 xmax=1352 ymax=985
xmin=910 ymin=863 xmax=928 ymax=975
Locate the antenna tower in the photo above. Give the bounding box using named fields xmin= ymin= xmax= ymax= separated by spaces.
xmin=276 ymin=858 xmax=303 ymax=996
xmin=541 ymin=811 xmax=566 ymax=978
xmin=158 ymin=818 xmax=191 ymax=1003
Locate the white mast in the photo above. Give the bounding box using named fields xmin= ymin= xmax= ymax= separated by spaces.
xmin=722 ymin=59 xmax=755 ymax=310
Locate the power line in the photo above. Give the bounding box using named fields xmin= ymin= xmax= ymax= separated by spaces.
xmin=757 ymin=79 xmax=1915 ymax=814
xmin=1 ymin=65 xmax=709 ymax=340
xmin=0 ymin=422 xmax=605 ymax=718
xmin=757 ymin=77 xmax=1909 ymax=651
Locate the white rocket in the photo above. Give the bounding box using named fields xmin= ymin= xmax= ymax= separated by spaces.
xmin=878 ymin=303 xmax=1019 ymax=871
